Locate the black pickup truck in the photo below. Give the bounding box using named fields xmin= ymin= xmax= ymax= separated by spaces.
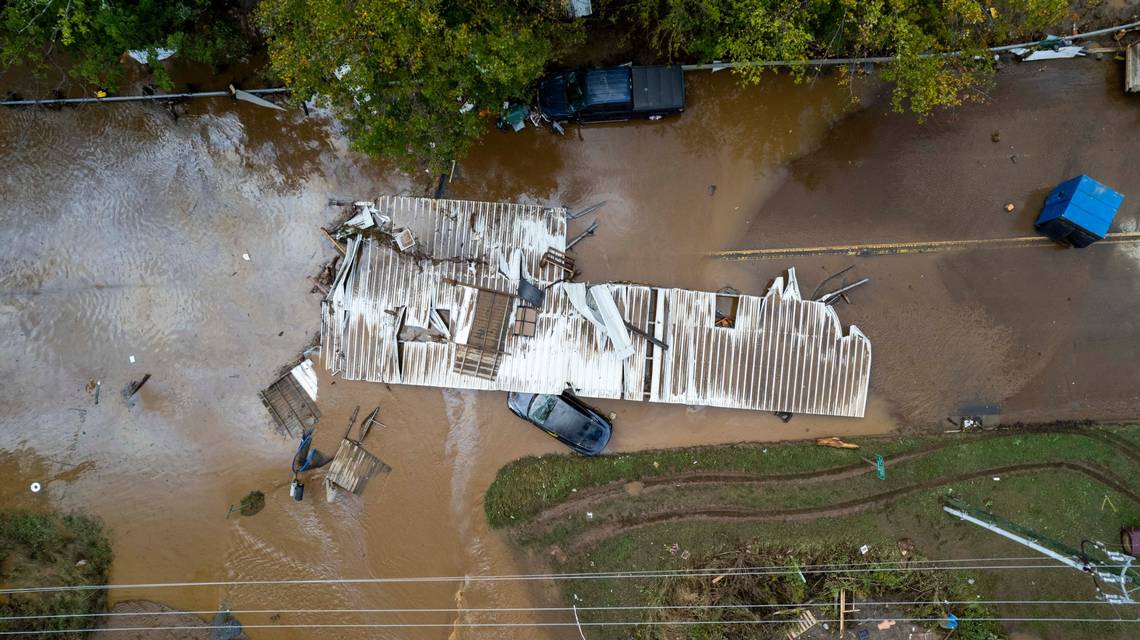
xmin=536 ymin=64 xmax=685 ymax=123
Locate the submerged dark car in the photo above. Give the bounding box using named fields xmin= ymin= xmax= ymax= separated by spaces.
xmin=507 ymin=391 xmax=612 ymax=455
xmin=536 ymin=64 xmax=685 ymax=123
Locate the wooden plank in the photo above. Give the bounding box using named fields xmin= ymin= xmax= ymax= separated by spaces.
xmin=1128 ymin=42 xmax=1140 ymax=93
xmin=326 ymin=439 xmax=391 ymax=496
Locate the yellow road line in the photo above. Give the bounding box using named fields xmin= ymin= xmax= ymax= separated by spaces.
xmin=711 ymin=232 xmax=1140 ymax=260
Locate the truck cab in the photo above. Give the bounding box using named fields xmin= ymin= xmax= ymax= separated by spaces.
xmin=537 ymin=65 xmax=685 ymax=123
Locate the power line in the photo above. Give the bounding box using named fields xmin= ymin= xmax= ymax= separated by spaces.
xmin=0 ymin=88 xmax=289 ymax=108
xmin=681 ymin=19 xmax=1140 ymax=70
xmin=1 ymin=600 xmax=1132 ymax=623
xmin=1 ymin=559 xmax=1120 ymax=595
xmin=3 ymin=617 xmax=1137 ymax=636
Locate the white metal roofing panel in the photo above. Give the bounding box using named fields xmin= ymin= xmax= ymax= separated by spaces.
xmin=321 ymin=197 xmax=871 ymax=418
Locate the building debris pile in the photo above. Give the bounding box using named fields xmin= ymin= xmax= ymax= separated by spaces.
xmin=320 ymin=196 xmax=872 ymax=418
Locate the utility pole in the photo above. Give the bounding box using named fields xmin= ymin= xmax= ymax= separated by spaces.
xmin=943 ymin=498 xmax=1137 ymax=604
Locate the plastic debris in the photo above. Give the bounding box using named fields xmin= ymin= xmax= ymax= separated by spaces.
xmin=859 ymin=544 xmax=870 ymax=555
xmin=1023 ymin=46 xmax=1085 ymax=61
xmin=127 ymin=48 xmax=177 ymax=64
xmin=242 ymin=253 xmax=251 ymax=261
xmin=231 ymin=85 xmax=286 ymax=111
xmin=30 ymin=482 xmax=41 ymax=493
xmin=816 ymin=436 xmax=860 ymax=449
xmin=129 ymin=355 xmax=136 ymax=363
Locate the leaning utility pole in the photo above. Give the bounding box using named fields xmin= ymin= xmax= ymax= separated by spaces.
xmin=943 ymin=498 xmax=1137 ymax=604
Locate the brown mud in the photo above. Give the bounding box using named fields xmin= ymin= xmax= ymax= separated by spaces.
xmin=91 ymin=600 xmax=249 ymax=640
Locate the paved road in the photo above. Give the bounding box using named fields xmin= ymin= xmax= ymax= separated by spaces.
xmin=731 ymin=59 xmax=1140 ymax=425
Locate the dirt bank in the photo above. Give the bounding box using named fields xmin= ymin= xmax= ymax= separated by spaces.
xmin=493 ymin=428 xmax=1140 ymax=552
xmin=91 ymin=600 xmax=248 ymax=640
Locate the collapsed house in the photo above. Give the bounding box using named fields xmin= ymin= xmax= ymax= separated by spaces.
xmin=321 ymin=197 xmax=872 ymax=418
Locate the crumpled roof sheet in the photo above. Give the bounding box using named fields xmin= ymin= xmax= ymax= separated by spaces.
xmin=322 ymin=197 xmax=871 ymax=418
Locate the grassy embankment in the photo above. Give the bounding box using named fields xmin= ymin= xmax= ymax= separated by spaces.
xmin=0 ymin=511 xmax=112 ymax=639
xmin=485 ymin=425 xmax=1140 ymax=640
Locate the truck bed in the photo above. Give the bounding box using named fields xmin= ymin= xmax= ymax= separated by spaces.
xmin=631 ymin=65 xmax=685 ymax=113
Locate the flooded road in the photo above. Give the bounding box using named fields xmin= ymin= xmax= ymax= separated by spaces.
xmin=2 ymin=61 xmax=1139 ymax=638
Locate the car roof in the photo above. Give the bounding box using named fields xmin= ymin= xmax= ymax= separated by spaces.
xmin=544 ymin=396 xmax=609 ymax=452
xmin=582 ymin=68 xmax=631 ymax=106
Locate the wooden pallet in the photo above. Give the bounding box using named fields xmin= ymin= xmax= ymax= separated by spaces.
xmin=785 ymin=610 xmax=818 ymax=640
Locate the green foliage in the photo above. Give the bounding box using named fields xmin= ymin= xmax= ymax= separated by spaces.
xmin=258 ymin=0 xmax=584 ymax=172
xmin=617 ymin=0 xmax=1070 ymax=118
xmin=0 ymin=511 xmax=112 ymax=639
xmin=485 ymin=426 xmax=1140 ymax=530
xmin=631 ymin=545 xmax=1004 ymax=640
xmin=239 ymin=490 xmax=266 ymax=516
xmin=484 ymin=436 xmax=924 ymax=527
xmin=0 ymin=1 xmax=249 ymax=91
xmin=721 ymin=0 xmax=820 ymax=83
xmin=0 ymin=511 xmax=55 ymax=554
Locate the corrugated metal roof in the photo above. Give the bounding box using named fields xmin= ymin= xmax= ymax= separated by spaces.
xmin=322 ymin=197 xmax=871 ymax=418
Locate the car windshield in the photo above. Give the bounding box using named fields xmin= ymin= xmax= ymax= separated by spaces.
xmin=567 ymin=72 xmax=584 ymax=110
xmin=527 ymin=394 xmax=559 ymax=427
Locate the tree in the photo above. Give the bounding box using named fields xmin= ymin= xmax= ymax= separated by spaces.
xmin=620 ymin=0 xmax=1069 ymax=119
xmin=0 ymin=1 xmax=249 ymax=91
xmin=258 ymin=0 xmax=583 ymax=172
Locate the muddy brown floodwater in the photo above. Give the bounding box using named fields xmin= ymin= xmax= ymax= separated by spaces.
xmin=2 ymin=60 xmax=1139 ymax=639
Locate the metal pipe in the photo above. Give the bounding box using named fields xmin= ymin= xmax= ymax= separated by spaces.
xmin=567 ymin=201 xmax=606 ymax=220
xmin=943 ymin=506 xmax=1088 ymax=571
xmin=2 ymin=87 xmax=289 ymax=107
xmin=818 ymin=278 xmax=870 ymax=305
xmin=625 ymin=321 xmax=669 ymax=350
xmin=566 ymin=221 xmax=598 ymax=250
xmin=682 ymin=19 xmax=1140 ymax=72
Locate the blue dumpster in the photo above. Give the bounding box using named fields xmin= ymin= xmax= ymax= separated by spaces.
xmin=1035 ymin=175 xmax=1124 ymax=248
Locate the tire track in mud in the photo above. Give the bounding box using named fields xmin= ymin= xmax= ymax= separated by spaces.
xmin=526 ymin=429 xmax=1137 ymax=532
xmin=528 ymin=446 xmax=947 ymax=527
xmin=558 ymin=459 xmax=1139 ymax=552
xmin=1066 ymin=428 xmax=1140 ymax=462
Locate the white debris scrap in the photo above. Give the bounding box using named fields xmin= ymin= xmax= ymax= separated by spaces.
xmin=290 ymin=360 xmax=319 ymax=402
xmin=127 ymin=48 xmax=177 ymax=64
xmin=1022 ymin=46 xmax=1085 ymax=61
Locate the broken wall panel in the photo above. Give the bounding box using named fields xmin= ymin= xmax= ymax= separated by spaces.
xmin=325 ymin=439 xmax=392 ymax=497
xmin=260 ymin=361 xmax=321 ymax=436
